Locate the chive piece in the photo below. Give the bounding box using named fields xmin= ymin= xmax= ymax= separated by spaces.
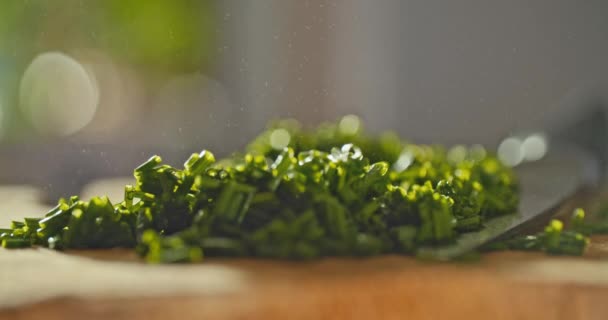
xmin=10 ymin=221 xmax=25 ymax=229
xmin=184 ymin=150 xmax=216 ymax=176
xmin=39 ymin=209 xmax=71 ymax=235
xmin=456 ymin=216 xmax=482 ymax=231
xmin=392 ymin=226 xmax=417 ymax=252
xmin=2 ymin=238 xmax=31 ymax=249
xmin=489 ymin=215 xmax=589 ymax=256
xmin=43 ymin=204 xmax=62 ymax=217
xmin=135 ymin=155 xmax=162 ymax=172
xmin=24 ymin=218 xmax=41 ymax=229
xmin=157 ymin=247 xmax=203 ymax=263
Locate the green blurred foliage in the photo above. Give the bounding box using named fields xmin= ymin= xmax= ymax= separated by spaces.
xmin=0 ymin=0 xmax=217 ymax=141
xmin=0 ymin=0 xmax=216 ymax=71
xmin=100 ymin=0 xmax=216 ymax=71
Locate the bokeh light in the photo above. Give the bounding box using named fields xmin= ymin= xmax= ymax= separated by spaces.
xmin=468 ymin=144 xmax=487 ymax=162
xmin=74 ymin=50 xmax=145 ymax=139
xmin=497 ymin=137 xmax=524 ymax=167
xmin=393 ymin=150 xmax=414 ymax=172
xmin=338 ymin=114 xmax=361 ymax=135
xmin=269 ymin=128 xmax=291 ymax=150
xmin=19 ymin=52 xmax=99 ymax=137
xmin=447 ymin=145 xmax=467 ymax=164
xmin=521 ymin=133 xmax=548 ymax=162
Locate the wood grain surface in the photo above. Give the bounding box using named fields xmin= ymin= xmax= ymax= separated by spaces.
xmin=2 ymin=249 xmax=608 ymax=320
xmin=0 ymin=186 xmax=607 ymax=319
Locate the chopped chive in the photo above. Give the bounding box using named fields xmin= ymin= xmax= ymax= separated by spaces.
xmin=39 ymin=209 xmax=70 ymax=235
xmin=10 ymin=221 xmax=25 ymax=229
xmin=135 ymin=155 xmax=162 ymax=172
xmin=24 ymin=218 xmax=41 ymax=229
xmin=0 ymin=116 xmax=527 ymax=262
xmin=2 ymin=238 xmax=31 ymax=249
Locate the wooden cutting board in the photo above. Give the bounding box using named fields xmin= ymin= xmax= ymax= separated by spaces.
xmin=1 ymin=187 xmax=608 ymax=320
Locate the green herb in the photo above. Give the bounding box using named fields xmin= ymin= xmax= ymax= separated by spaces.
xmin=1 ymin=116 xmax=520 ymax=263
xmin=484 ymin=209 xmax=590 ymax=256
xmin=569 ymin=206 xmax=608 ymax=235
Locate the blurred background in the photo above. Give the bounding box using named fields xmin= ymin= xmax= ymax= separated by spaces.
xmin=1 ymin=0 xmax=608 ymax=201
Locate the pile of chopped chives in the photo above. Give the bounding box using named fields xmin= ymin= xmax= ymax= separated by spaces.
xmin=0 ymin=116 xmax=523 ymax=263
